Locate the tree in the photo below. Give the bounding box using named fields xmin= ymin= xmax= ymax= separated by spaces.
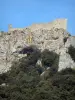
xmin=41 ymin=49 xmax=59 ymax=76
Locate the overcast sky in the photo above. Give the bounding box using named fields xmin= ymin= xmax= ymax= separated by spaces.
xmin=0 ymin=0 xmax=75 ymax=35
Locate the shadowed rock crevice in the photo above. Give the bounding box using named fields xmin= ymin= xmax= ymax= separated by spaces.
xmin=68 ymin=45 xmax=75 ymax=62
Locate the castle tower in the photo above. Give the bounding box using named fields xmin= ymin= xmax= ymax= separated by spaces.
xmin=52 ymin=18 xmax=67 ymax=30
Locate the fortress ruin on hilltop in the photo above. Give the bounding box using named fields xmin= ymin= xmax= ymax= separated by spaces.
xmin=8 ymin=19 xmax=67 ymax=32
xmin=2 ymin=18 xmax=75 ymax=74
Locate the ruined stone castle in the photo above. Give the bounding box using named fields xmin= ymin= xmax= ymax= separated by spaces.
xmin=7 ymin=18 xmax=68 ymax=51
xmin=0 ymin=18 xmax=75 ymax=73
xmin=8 ymin=19 xmax=67 ymax=31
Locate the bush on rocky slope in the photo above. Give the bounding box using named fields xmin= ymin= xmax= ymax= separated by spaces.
xmin=68 ymin=45 xmax=75 ymax=62
xmin=0 ymin=46 xmax=75 ymax=100
xmin=41 ymin=49 xmax=59 ymax=76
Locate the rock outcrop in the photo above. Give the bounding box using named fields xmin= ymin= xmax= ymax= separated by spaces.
xmin=0 ymin=20 xmax=75 ymax=73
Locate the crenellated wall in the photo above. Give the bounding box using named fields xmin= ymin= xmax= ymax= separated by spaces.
xmin=8 ymin=19 xmax=67 ymax=32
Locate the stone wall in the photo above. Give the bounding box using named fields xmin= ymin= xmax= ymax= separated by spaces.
xmin=29 ymin=19 xmax=67 ymax=31
xmin=8 ymin=19 xmax=67 ymax=32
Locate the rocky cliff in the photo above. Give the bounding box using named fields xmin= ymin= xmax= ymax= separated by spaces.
xmin=0 ymin=23 xmax=75 ymax=73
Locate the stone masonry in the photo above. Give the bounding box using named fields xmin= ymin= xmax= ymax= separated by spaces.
xmin=8 ymin=19 xmax=67 ymax=31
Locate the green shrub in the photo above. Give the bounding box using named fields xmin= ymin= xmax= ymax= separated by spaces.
xmin=68 ymin=45 xmax=75 ymax=62
xmin=41 ymin=49 xmax=59 ymax=76
xmin=0 ymin=46 xmax=75 ymax=100
xmin=41 ymin=49 xmax=59 ymax=66
xmin=41 ymin=49 xmax=55 ymax=67
xmin=33 ymin=68 xmax=75 ymax=100
xmin=0 ymin=73 xmax=8 ymax=84
xmin=63 ymin=37 xmax=68 ymax=44
xmin=59 ymin=68 xmax=75 ymax=75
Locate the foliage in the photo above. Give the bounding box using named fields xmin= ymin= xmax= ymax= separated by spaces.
xmin=33 ymin=68 xmax=75 ymax=100
xmin=0 ymin=46 xmax=75 ymax=100
xmin=63 ymin=37 xmax=68 ymax=44
xmin=68 ymin=45 xmax=75 ymax=62
xmin=41 ymin=49 xmax=59 ymax=76
xmin=41 ymin=49 xmax=59 ymax=66
xmin=0 ymin=73 xmax=8 ymax=84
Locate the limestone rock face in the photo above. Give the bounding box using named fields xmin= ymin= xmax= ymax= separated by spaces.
xmin=65 ymin=36 xmax=75 ymax=48
xmin=32 ymin=28 xmax=69 ymax=53
xmin=58 ymin=48 xmax=75 ymax=71
xmin=58 ymin=36 xmax=75 ymax=71
xmin=0 ymin=26 xmax=75 ymax=73
xmin=0 ymin=30 xmax=29 ymax=73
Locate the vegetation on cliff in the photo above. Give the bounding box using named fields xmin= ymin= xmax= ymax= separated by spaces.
xmin=68 ymin=45 xmax=75 ymax=62
xmin=0 ymin=46 xmax=75 ymax=100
